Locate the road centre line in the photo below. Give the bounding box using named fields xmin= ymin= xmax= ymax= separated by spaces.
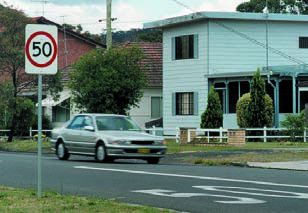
xmin=75 ymin=166 xmax=308 ymax=189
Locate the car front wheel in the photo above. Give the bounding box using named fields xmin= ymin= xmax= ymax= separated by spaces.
xmin=56 ymin=142 xmax=70 ymax=160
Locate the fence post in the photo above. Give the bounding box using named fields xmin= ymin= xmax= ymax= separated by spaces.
xmin=187 ymin=129 xmax=191 ymax=143
xmin=207 ymin=130 xmax=210 ymax=143
xmin=30 ymin=127 xmax=32 ymax=139
xmin=176 ymin=127 xmax=180 ymax=144
xmin=304 ymin=127 xmax=307 ymax=143
xmin=264 ymin=127 xmax=267 ymax=143
xmin=152 ymin=126 xmax=156 ymax=136
xmin=220 ymin=127 xmax=223 ymax=143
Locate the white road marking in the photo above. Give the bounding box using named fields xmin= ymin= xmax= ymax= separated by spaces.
xmin=132 ymin=189 xmax=265 ymax=204
xmin=194 ymin=186 xmax=308 ymax=199
xmin=75 ymin=166 xmax=308 ymax=189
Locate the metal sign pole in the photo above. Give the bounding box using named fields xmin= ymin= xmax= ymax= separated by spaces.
xmin=38 ymin=74 xmax=42 ymax=198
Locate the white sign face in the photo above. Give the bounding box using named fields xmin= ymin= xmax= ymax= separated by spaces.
xmin=25 ymin=24 xmax=58 ymax=75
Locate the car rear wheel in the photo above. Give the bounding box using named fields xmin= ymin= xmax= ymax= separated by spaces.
xmin=56 ymin=142 xmax=70 ymax=160
xmin=147 ymin=158 xmax=160 ymax=164
xmin=95 ymin=143 xmax=108 ymax=163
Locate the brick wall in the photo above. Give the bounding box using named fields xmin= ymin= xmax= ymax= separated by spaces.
xmin=57 ymin=30 xmax=96 ymax=69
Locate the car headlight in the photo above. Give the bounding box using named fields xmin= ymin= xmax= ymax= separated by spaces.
xmin=111 ymin=140 xmax=131 ymax=145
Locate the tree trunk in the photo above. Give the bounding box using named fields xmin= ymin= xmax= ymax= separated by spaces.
xmin=7 ymin=94 xmax=17 ymax=143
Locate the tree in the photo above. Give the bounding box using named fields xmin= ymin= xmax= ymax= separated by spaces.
xmin=68 ymin=45 xmax=147 ymax=114
xmin=236 ymin=0 xmax=308 ymax=14
xmin=0 ymin=82 xmax=14 ymax=128
xmin=236 ymin=93 xmax=273 ymax=128
xmin=0 ymin=4 xmax=62 ymax=142
xmin=137 ymin=30 xmax=162 ymax=43
xmin=246 ymin=68 xmax=269 ymax=128
xmin=200 ymin=86 xmax=223 ymax=129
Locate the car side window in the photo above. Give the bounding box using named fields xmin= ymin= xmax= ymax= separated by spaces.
xmin=82 ymin=116 xmax=94 ymax=129
xmin=67 ymin=116 xmax=85 ymax=129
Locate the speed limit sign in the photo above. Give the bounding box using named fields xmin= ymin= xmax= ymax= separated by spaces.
xmin=25 ymin=24 xmax=58 ymax=75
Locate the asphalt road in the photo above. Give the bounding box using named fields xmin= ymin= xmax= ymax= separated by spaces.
xmin=1 ymin=152 xmax=308 ymax=213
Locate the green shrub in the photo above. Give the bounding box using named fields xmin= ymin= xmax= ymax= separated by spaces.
xmin=246 ymin=68 xmax=272 ymax=128
xmin=32 ymin=114 xmax=52 ymax=130
xmin=200 ymin=86 xmax=223 ymax=129
xmin=5 ymin=98 xmax=35 ymax=136
xmin=237 ymin=93 xmax=273 ymax=128
xmin=32 ymin=114 xmax=52 ymax=137
xmin=280 ymin=109 xmax=306 ymax=142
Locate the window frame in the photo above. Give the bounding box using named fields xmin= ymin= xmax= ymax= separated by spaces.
xmin=299 ymin=37 xmax=308 ymax=48
xmin=172 ymin=34 xmax=198 ymax=60
xmin=175 ymin=92 xmax=194 ymax=116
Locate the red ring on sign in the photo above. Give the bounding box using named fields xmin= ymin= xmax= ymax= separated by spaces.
xmin=25 ymin=31 xmax=57 ymax=68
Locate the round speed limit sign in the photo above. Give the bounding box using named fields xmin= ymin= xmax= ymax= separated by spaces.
xmin=25 ymin=24 xmax=58 ymax=75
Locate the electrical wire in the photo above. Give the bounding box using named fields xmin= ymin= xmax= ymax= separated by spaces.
xmin=171 ymin=0 xmax=305 ymax=65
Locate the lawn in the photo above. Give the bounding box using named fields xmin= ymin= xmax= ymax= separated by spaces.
xmin=0 ymin=140 xmax=52 ymax=154
xmin=165 ymin=139 xmax=308 ymax=154
xmin=2 ymin=139 xmax=308 ymax=166
xmin=0 ymin=186 xmax=170 ymax=213
xmin=180 ymin=150 xmax=308 ymax=165
xmin=165 ymin=139 xmax=308 ymax=165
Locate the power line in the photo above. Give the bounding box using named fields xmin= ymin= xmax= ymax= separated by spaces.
xmin=170 ymin=0 xmax=305 ymax=65
xmin=31 ymin=0 xmax=50 ymax=17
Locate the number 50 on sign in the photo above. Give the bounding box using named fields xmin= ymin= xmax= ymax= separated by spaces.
xmin=25 ymin=24 xmax=58 ymax=75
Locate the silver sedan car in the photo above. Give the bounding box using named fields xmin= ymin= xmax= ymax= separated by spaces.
xmin=51 ymin=114 xmax=166 ymax=164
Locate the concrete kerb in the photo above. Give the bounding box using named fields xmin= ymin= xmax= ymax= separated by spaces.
xmin=246 ymin=161 xmax=308 ymax=171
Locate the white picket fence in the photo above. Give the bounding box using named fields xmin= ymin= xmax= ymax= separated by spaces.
xmin=145 ymin=126 xmax=308 ymax=143
xmin=0 ymin=126 xmax=307 ymax=143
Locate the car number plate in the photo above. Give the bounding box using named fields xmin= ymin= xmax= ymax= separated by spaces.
xmin=138 ymin=148 xmax=150 ymax=153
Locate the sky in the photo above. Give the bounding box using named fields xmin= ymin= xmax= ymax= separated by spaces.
xmin=0 ymin=0 xmax=246 ymax=34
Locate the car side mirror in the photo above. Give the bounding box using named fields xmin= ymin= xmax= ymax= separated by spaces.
xmin=84 ymin=126 xmax=95 ymax=132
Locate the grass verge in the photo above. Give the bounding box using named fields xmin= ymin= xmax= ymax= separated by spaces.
xmin=0 ymin=185 xmax=170 ymax=213
xmin=181 ymin=150 xmax=308 ymax=166
xmin=0 ymin=140 xmax=52 ymax=154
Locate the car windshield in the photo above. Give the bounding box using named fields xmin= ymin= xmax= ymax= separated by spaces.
xmin=96 ymin=116 xmax=141 ymax=131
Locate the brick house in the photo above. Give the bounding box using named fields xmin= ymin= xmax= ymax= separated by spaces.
xmin=45 ymin=42 xmax=163 ymax=128
xmin=33 ymin=17 xmax=106 ymax=125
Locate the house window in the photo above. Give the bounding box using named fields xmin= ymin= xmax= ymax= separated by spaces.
xmin=151 ymin=97 xmax=163 ymax=118
xmin=173 ymin=34 xmax=198 ymax=60
xmin=299 ymin=37 xmax=308 ymax=48
xmin=52 ymin=98 xmax=70 ymax=122
xmin=176 ymin=92 xmax=194 ymax=115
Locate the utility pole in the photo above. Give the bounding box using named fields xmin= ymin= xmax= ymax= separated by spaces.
xmin=106 ymin=0 xmax=112 ymax=49
xmin=265 ymin=0 xmax=269 ymax=70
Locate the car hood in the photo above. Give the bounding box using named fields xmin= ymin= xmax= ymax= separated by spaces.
xmin=97 ymin=131 xmax=164 ymax=141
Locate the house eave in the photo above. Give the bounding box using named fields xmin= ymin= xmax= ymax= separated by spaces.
xmin=144 ymin=11 xmax=308 ymax=29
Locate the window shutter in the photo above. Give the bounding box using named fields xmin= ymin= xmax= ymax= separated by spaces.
xmin=194 ymin=92 xmax=198 ymax=115
xmin=172 ymin=93 xmax=176 ymax=116
xmin=194 ymin=34 xmax=198 ymax=59
xmin=172 ymin=37 xmax=176 ymax=60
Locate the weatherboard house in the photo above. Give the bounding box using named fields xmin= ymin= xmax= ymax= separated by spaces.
xmin=144 ymin=11 xmax=308 ymax=134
